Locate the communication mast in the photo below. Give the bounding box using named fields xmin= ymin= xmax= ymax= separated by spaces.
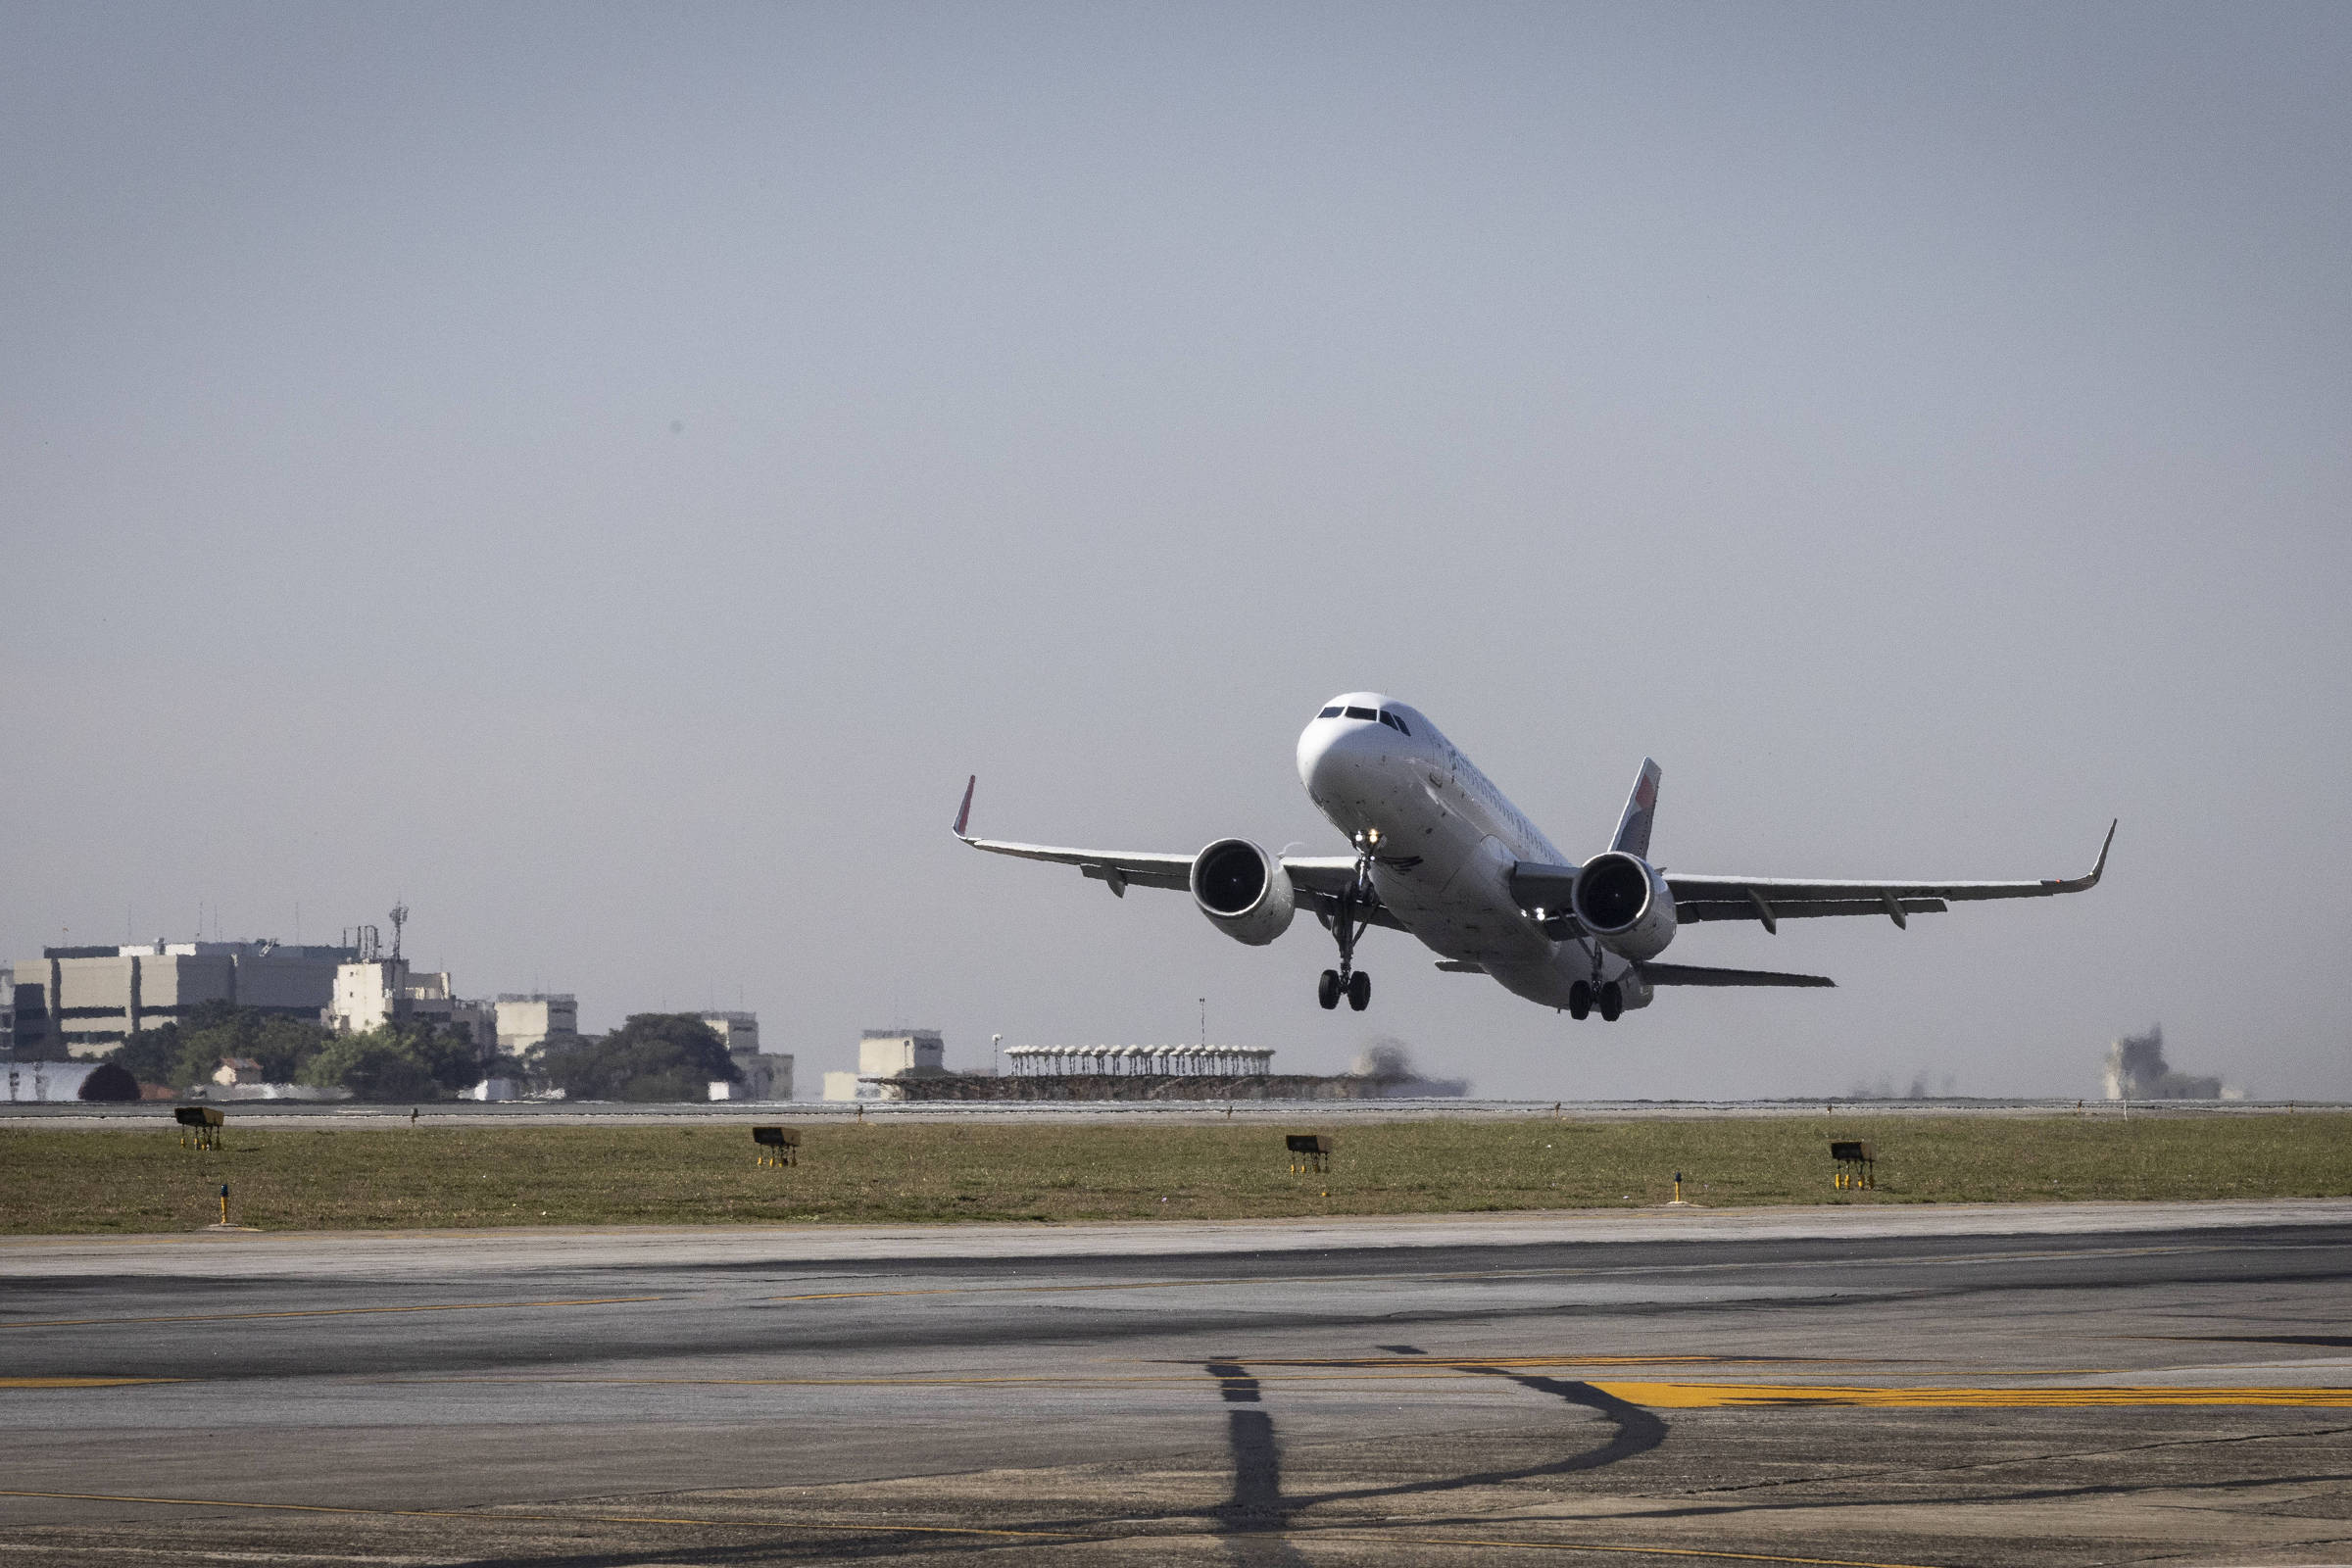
xmin=388 ymin=903 xmax=409 ymax=961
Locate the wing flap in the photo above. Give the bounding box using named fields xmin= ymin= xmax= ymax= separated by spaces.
xmin=1637 ymin=961 xmax=1836 ymax=988
xmin=1665 ymin=821 xmax=2115 ymax=927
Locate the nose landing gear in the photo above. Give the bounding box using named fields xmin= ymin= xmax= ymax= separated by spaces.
xmin=1316 ymin=830 xmax=1378 ymax=1011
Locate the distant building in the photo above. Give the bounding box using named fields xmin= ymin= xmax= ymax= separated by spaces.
xmin=1 ymin=964 xmax=13 ymax=1057
xmin=690 ymin=1011 xmax=789 ymax=1099
xmin=722 ymin=1051 xmax=792 ymax=1100
xmin=698 ymin=1011 xmax=759 ymax=1052
xmin=5 ymin=1059 xmax=140 ymax=1102
xmin=495 ymin=994 xmax=578 ymax=1059
xmin=821 ymin=1029 xmax=948 ymax=1101
xmin=2101 ymin=1024 xmax=2233 ymax=1101
xmin=10 ymin=942 xmax=354 ymax=1059
xmin=858 ymin=1029 xmax=943 ymax=1076
xmin=328 ymin=959 xmax=495 ymax=1053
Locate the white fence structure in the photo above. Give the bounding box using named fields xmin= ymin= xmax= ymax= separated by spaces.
xmin=1003 ymin=1045 xmax=1276 ymax=1078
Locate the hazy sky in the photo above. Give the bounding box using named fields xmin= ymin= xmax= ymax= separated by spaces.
xmin=5 ymin=3 xmax=2347 ymax=1099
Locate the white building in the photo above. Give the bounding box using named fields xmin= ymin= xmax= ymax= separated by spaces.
xmin=10 ymin=942 xmax=355 ymax=1058
xmin=692 ymin=1011 xmax=790 ymax=1099
xmin=495 ymin=994 xmax=578 ymax=1058
xmin=328 ymin=959 xmax=495 ymax=1052
xmin=698 ymin=1011 xmax=759 ymax=1052
xmin=822 ymin=1029 xmax=946 ymax=1101
xmin=858 ymin=1030 xmax=943 ymax=1076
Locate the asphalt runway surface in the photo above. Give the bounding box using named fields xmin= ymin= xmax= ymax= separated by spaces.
xmin=4 ymin=1203 xmax=2349 ymax=1566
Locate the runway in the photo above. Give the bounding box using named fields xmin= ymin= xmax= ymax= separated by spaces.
xmin=4 ymin=1204 xmax=2349 ymax=1565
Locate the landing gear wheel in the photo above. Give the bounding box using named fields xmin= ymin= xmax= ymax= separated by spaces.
xmin=1347 ymin=970 xmax=1371 ymax=1011
xmin=1567 ymin=980 xmax=1592 ymax=1020
xmin=1317 ymin=969 xmax=1342 ymax=1010
xmin=1598 ymin=981 xmax=1624 ymax=1022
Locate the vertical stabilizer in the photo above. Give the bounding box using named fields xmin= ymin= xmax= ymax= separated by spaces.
xmin=1612 ymin=759 xmax=1662 ymax=858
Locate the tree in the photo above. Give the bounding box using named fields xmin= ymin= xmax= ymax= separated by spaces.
xmin=542 ymin=1014 xmax=740 ymax=1102
xmin=111 ymin=1024 xmax=189 ymax=1088
xmin=112 ymin=1004 xmax=337 ymax=1090
xmin=296 ymin=1024 xmax=481 ymax=1102
xmin=299 ymin=1033 xmax=441 ymax=1102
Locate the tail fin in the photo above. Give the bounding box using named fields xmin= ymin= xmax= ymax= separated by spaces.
xmin=1611 ymin=759 xmax=1662 ymax=858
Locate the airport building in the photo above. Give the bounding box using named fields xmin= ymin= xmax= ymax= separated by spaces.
xmin=823 ymin=1029 xmax=949 ymax=1102
xmin=327 ymin=959 xmax=496 ymax=1052
xmin=10 ymin=942 xmax=356 ymax=1058
xmin=868 ymin=1042 xmax=1469 ymax=1102
xmin=495 ymin=994 xmax=579 ymax=1059
xmin=681 ymin=1010 xmax=792 ymax=1100
xmin=698 ymin=1011 xmax=760 ymax=1053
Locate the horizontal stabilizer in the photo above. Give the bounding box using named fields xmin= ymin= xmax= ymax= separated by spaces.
xmin=1637 ymin=961 xmax=1835 ymax=988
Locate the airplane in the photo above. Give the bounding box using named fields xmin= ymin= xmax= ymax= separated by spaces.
xmin=955 ymin=692 xmax=2113 ymax=1020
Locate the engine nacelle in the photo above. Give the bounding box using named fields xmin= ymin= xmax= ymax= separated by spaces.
xmin=1571 ymin=851 xmax=1678 ymax=961
xmin=1191 ymin=838 xmax=1297 ymax=946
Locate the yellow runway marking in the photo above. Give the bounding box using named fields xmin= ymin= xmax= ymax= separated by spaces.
xmin=0 ymin=1489 xmax=1074 ymax=1541
xmin=1593 ymin=1381 xmax=2352 ymax=1408
xmin=0 ymin=1377 xmax=182 ymax=1389
xmin=0 ymin=1296 xmax=666 ymax=1331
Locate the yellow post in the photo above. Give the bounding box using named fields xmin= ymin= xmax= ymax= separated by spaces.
xmin=218 ymin=1185 xmax=228 ymax=1226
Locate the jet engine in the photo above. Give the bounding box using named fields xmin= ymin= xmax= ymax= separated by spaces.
xmin=1571 ymin=851 xmax=1678 ymax=960
xmin=1190 ymin=838 xmax=1298 ymax=946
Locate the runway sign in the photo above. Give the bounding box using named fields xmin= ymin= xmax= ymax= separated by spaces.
xmin=1287 ymin=1133 xmax=1332 ymax=1173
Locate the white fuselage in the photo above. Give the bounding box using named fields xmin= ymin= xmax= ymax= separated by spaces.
xmin=1295 ymin=692 xmax=1650 ymax=1011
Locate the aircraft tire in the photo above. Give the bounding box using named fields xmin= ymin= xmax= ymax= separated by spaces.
xmin=1347 ymin=970 xmax=1371 ymax=1011
xmin=1568 ymin=981 xmax=1592 ymax=1020
xmin=1318 ymin=970 xmax=1343 ymax=1010
xmin=1598 ymin=981 xmax=1624 ymax=1022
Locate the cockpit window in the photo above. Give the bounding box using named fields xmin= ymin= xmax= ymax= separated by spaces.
xmin=1343 ymin=706 xmax=1376 ymax=720
xmin=1377 ymin=710 xmax=1399 ymax=731
xmin=1317 ymin=706 xmax=1342 ymax=718
xmin=1388 ymin=711 xmax=1411 ymax=736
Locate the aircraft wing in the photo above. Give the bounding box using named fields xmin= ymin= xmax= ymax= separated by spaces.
xmin=1664 ymin=821 xmax=2115 ymax=930
xmin=1637 ymin=961 xmax=1835 ymax=988
xmin=953 ymin=778 xmax=1399 ymax=925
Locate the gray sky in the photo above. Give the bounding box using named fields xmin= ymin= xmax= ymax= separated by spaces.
xmin=5 ymin=2 xmax=2347 ymax=1099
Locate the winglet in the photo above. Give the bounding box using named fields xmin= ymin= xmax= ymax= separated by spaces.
xmin=2046 ymin=819 xmax=2117 ymax=893
xmin=954 ymin=775 xmax=976 ymax=840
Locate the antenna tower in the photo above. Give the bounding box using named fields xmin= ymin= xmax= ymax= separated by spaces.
xmin=389 ymin=903 xmax=409 ymax=960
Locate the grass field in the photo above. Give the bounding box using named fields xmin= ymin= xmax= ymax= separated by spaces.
xmin=4 ymin=1113 xmax=2349 ymax=1234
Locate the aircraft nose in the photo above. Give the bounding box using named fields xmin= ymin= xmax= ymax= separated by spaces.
xmin=1296 ymin=714 xmax=1380 ymax=800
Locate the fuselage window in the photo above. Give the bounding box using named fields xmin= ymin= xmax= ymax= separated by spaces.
xmin=1344 ymin=706 xmax=1376 ymax=720
xmin=1318 ymin=706 xmax=1343 ymax=718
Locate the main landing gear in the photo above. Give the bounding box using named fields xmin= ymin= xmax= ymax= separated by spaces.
xmin=1567 ymin=979 xmax=1624 ymax=1022
xmin=1317 ymin=830 xmax=1378 ymax=1012
xmin=1318 ymin=968 xmax=1370 ymax=1011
